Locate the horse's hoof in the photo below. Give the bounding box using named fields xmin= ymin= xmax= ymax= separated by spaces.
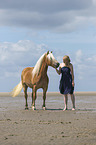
xmin=25 ymin=107 xmax=29 ymax=110
xmin=42 ymin=107 xmax=46 ymax=110
xmin=32 ymin=106 xmax=36 ymax=110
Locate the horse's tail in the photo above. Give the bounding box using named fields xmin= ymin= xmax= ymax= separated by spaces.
xmin=11 ymin=81 xmax=23 ymax=97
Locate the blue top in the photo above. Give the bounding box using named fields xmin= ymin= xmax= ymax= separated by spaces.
xmin=59 ymin=67 xmax=74 ymax=94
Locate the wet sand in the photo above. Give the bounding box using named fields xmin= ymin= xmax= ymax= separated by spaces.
xmin=0 ymin=92 xmax=96 ymax=145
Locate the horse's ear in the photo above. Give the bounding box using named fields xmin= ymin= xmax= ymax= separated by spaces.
xmin=47 ymin=51 xmax=49 ymax=55
xmin=51 ymin=51 xmax=53 ymax=53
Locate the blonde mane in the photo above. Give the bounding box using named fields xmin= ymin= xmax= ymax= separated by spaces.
xmin=32 ymin=53 xmax=46 ymax=78
xmin=32 ymin=52 xmax=56 ymax=78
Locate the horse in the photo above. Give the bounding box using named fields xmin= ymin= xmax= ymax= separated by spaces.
xmin=11 ymin=51 xmax=59 ymax=110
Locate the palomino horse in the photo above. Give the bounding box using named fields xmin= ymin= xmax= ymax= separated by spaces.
xmin=11 ymin=51 xmax=59 ymax=110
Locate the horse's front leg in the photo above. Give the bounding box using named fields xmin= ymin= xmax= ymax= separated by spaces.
xmin=42 ymin=89 xmax=47 ymax=110
xmin=42 ymin=77 xmax=49 ymax=110
xmin=31 ymin=91 xmax=33 ymax=105
xmin=32 ymin=86 xmax=36 ymax=110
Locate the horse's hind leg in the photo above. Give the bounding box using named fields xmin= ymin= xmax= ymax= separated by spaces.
xmin=23 ymin=84 xmax=28 ymax=110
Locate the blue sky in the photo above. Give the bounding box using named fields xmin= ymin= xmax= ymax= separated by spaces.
xmin=0 ymin=0 xmax=96 ymax=92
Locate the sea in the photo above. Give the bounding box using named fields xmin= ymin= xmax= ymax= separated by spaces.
xmin=0 ymin=92 xmax=96 ymax=112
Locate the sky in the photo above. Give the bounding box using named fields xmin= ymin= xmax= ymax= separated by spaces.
xmin=0 ymin=0 xmax=96 ymax=92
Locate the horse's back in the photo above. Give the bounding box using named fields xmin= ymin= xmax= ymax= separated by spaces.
xmin=21 ymin=67 xmax=34 ymax=87
xmin=22 ymin=67 xmax=34 ymax=75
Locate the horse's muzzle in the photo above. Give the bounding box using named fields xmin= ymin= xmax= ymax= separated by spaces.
xmin=56 ymin=63 xmax=60 ymax=68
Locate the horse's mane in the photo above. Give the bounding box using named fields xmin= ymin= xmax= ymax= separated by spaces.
xmin=32 ymin=53 xmax=46 ymax=78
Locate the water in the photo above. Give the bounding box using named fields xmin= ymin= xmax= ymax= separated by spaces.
xmin=0 ymin=93 xmax=96 ymax=111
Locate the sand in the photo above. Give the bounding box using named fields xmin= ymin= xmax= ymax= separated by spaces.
xmin=0 ymin=92 xmax=96 ymax=145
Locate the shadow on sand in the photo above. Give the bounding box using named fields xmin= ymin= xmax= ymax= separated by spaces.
xmin=28 ymin=107 xmax=96 ymax=111
xmin=46 ymin=108 xmax=63 ymax=111
xmin=45 ymin=108 xmax=96 ymax=111
xmin=77 ymin=108 xmax=96 ymax=112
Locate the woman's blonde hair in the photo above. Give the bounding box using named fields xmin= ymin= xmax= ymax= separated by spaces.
xmin=63 ymin=55 xmax=70 ymax=65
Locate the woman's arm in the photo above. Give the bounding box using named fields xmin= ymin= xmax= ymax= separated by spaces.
xmin=55 ymin=67 xmax=61 ymax=75
xmin=70 ymin=63 xmax=74 ymax=86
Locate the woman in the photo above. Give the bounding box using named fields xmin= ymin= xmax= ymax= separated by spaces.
xmin=56 ymin=55 xmax=75 ymax=111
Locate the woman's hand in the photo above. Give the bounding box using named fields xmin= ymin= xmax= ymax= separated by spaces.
xmin=55 ymin=67 xmax=61 ymax=75
xmin=55 ymin=68 xmax=59 ymax=73
xmin=72 ymin=81 xmax=75 ymax=87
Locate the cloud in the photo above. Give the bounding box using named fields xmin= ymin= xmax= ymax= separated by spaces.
xmin=0 ymin=40 xmax=49 ymax=79
xmin=0 ymin=0 xmax=95 ymax=33
xmin=75 ymin=49 xmax=82 ymax=63
xmin=0 ymin=0 xmax=91 ymax=12
xmin=87 ymin=55 xmax=96 ymax=62
xmin=73 ymin=49 xmax=96 ymax=81
xmin=1 ymin=39 xmax=96 ymax=92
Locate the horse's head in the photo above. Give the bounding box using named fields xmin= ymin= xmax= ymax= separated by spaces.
xmin=46 ymin=51 xmax=60 ymax=68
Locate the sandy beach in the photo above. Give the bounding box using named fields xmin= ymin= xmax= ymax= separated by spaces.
xmin=0 ymin=92 xmax=96 ymax=145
